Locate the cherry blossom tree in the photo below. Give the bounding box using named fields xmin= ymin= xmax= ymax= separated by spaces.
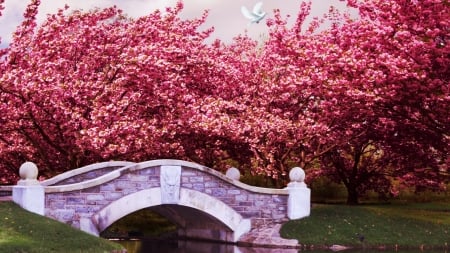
xmin=314 ymin=0 xmax=449 ymax=204
xmin=183 ymin=3 xmax=339 ymax=187
xmin=0 ymin=0 xmax=224 ymax=182
xmin=0 ymin=0 xmax=447 ymax=202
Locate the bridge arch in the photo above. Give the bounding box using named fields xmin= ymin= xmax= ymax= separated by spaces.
xmin=89 ymin=187 xmax=251 ymax=242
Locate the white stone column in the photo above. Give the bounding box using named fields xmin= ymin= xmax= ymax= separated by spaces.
xmin=285 ymin=167 xmax=310 ymax=219
xmin=12 ymin=162 xmax=45 ymax=215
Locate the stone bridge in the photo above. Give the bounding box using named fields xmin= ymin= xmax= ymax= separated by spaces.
xmin=7 ymin=160 xmax=310 ymax=246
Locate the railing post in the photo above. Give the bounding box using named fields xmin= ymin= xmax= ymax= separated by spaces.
xmin=12 ymin=162 xmax=45 ymax=215
xmin=286 ymin=167 xmax=310 ymax=219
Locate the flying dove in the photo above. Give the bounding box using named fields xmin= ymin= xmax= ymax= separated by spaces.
xmin=241 ymin=2 xmax=266 ymax=24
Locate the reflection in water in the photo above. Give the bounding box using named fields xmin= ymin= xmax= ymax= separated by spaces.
xmin=116 ymin=239 xmax=299 ymax=253
xmin=116 ymin=239 xmax=448 ymax=253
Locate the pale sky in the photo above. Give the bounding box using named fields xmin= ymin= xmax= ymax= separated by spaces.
xmin=0 ymin=0 xmax=350 ymax=46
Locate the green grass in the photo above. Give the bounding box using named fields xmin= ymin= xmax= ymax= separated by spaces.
xmin=280 ymin=203 xmax=450 ymax=249
xmin=0 ymin=202 xmax=124 ymax=253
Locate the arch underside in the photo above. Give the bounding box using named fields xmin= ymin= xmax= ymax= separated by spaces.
xmin=88 ymin=188 xmax=251 ymax=242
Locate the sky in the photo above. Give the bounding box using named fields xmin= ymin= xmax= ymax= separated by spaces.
xmin=0 ymin=0 xmax=350 ymax=46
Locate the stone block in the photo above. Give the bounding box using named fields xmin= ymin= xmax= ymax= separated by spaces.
xmin=272 ymin=213 xmax=288 ymax=220
xmin=84 ymin=186 xmax=100 ymax=193
xmin=129 ymin=174 xmax=149 ymax=182
xmin=219 ymin=197 xmax=234 ymax=204
xmin=192 ymin=183 xmax=205 ymax=191
xmin=254 ymin=200 xmax=265 ymax=207
xmin=235 ymin=194 xmax=247 ymax=201
xmin=48 ymin=201 xmax=65 ymax=209
xmin=205 ymin=182 xmax=219 ymax=188
xmin=139 ymin=168 xmax=156 ymax=175
xmin=267 ymin=203 xmax=277 ymax=209
xmin=261 ymin=212 xmax=273 ymax=218
xmin=135 ymin=182 xmax=150 ymax=190
xmin=67 ymin=197 xmax=85 ymax=205
xmin=122 ymin=188 xmax=138 ymax=195
xmin=63 ymin=192 xmax=82 ymax=197
xmin=148 ymin=178 xmax=160 ymax=186
xmin=46 ymin=194 xmax=63 ymax=201
xmin=189 ymin=177 xmax=204 ymax=183
xmin=246 ymin=194 xmax=256 ymax=201
xmin=212 ymin=188 xmax=226 ymax=197
xmin=241 ymin=211 xmax=261 ymax=218
xmin=227 ymin=190 xmax=241 ymax=195
xmin=115 ymin=180 xmax=136 ymax=190
xmin=183 ymin=183 xmax=193 ymax=188
xmin=238 ymin=201 xmax=253 ymax=206
xmin=57 ymin=209 xmax=75 ymax=221
xmin=272 ymin=196 xmax=285 ymax=203
xmin=92 ymin=200 xmax=110 ymax=206
xmin=86 ymin=194 xmax=104 ymax=201
xmin=75 ymin=206 xmax=96 ymax=213
xmin=231 ymin=206 xmax=246 ymax=212
xmin=181 ymin=170 xmax=196 ymax=176
xmin=105 ymin=192 xmax=123 ymax=200
xmin=100 ymin=184 xmax=115 ymax=191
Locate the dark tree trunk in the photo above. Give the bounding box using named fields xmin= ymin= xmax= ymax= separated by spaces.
xmin=346 ymin=185 xmax=359 ymax=205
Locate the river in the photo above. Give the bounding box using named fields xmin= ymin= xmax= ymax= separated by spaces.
xmin=115 ymin=239 xmax=299 ymax=253
xmin=115 ymin=239 xmax=447 ymax=253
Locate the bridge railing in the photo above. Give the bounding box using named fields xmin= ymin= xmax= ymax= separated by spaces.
xmin=0 ymin=185 xmax=12 ymax=197
xmin=41 ymin=161 xmax=136 ymax=186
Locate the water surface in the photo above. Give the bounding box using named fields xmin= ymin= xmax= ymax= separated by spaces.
xmin=116 ymin=239 xmax=446 ymax=253
xmin=116 ymin=239 xmax=299 ymax=253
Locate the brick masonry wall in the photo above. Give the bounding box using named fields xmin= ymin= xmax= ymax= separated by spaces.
xmin=181 ymin=167 xmax=288 ymax=228
xmin=45 ymin=166 xmax=161 ymax=227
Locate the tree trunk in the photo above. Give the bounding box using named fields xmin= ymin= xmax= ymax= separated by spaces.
xmin=346 ymin=186 xmax=359 ymax=205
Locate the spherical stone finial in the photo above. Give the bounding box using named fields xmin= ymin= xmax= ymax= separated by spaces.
xmin=225 ymin=167 xmax=241 ymax=181
xmin=19 ymin=162 xmax=39 ymax=181
xmin=289 ymin=167 xmax=305 ymax=182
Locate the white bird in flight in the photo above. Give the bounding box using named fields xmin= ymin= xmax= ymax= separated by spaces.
xmin=241 ymin=2 xmax=266 ymax=24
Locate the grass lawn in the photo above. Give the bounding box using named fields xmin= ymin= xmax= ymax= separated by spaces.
xmin=280 ymin=202 xmax=450 ymax=249
xmin=0 ymin=201 xmax=124 ymax=253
